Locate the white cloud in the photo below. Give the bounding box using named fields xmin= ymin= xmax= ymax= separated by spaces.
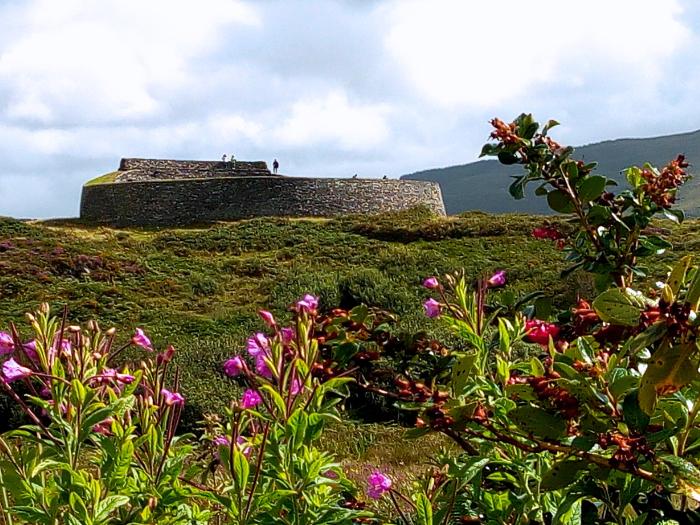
xmin=0 ymin=0 xmax=260 ymax=123
xmin=383 ymin=0 xmax=690 ymax=108
xmin=274 ymin=90 xmax=391 ymax=149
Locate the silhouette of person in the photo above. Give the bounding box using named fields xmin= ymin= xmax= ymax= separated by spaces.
xmin=221 ymin=154 xmax=227 ymax=163
xmin=273 ymin=159 xmax=279 ymax=174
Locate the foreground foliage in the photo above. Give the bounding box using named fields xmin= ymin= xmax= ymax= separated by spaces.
xmin=1 ymin=114 xmax=700 ymax=523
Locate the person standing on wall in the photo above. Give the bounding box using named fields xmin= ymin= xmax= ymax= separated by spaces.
xmin=273 ymin=159 xmax=279 ymax=174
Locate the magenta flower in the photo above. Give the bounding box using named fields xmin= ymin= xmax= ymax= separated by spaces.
xmin=161 ymin=388 xmax=185 ymax=407
xmin=0 ymin=332 xmax=14 ymax=355
xmin=213 ymin=435 xmax=231 ymax=447
xmin=524 ymin=319 xmax=561 ymax=346
xmin=281 ymin=327 xmax=295 ymax=345
xmin=258 ymin=310 xmax=276 ymax=327
xmin=157 ymin=345 xmax=176 ymax=365
xmin=423 ymin=298 xmax=441 ymax=318
xmin=223 ymin=356 xmax=246 ymax=377
xmin=93 ymin=417 xmax=114 ymax=435
xmin=422 ymin=277 xmax=439 ymax=289
xmin=246 ymin=333 xmax=269 ymax=357
xmin=487 ymin=270 xmax=506 ymax=288
xmin=2 ymin=358 xmax=33 ymax=383
xmin=367 ymin=471 xmax=392 ymax=499
xmin=290 ymin=378 xmax=302 ymax=395
xmin=295 ymin=294 xmax=319 ymax=313
xmin=254 ymin=354 xmax=273 ymax=379
xmin=132 ymin=328 xmax=153 ymax=351
xmin=23 ymin=340 xmax=38 ymax=361
xmin=116 ymin=372 xmax=135 ymax=384
xmin=241 ymin=389 xmax=262 ymax=409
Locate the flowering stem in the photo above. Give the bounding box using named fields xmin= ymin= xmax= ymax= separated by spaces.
xmin=388 ymin=490 xmax=411 ymax=525
xmin=243 ymin=421 xmax=270 ymax=521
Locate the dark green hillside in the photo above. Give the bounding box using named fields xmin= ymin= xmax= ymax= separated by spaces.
xmin=1 ymin=208 xmax=697 ymax=425
xmin=403 ymin=129 xmax=700 ymax=215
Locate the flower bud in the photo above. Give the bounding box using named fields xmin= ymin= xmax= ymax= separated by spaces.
xmin=105 ymin=327 xmax=116 ymax=336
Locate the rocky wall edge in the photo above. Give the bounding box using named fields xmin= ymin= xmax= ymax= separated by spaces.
xmin=79 ymin=176 xmax=446 ymax=226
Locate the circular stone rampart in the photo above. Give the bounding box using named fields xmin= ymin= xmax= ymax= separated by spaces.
xmin=80 ymin=176 xmax=446 ymax=226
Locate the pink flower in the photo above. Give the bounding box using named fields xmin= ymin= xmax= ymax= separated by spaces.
xmin=295 ymin=294 xmax=319 ymax=313
xmin=246 ymin=333 xmax=269 ymax=357
xmin=132 ymin=328 xmax=153 ymax=351
xmin=223 ymin=356 xmax=246 ymax=377
xmin=241 ymin=389 xmax=262 ymax=409
xmin=423 ymin=298 xmax=441 ymax=318
xmin=2 ymin=358 xmax=33 ymax=382
xmin=0 ymin=332 xmax=14 ymax=355
xmin=23 ymin=340 xmax=37 ymax=361
xmin=55 ymin=338 xmax=72 ymax=357
xmin=487 ymin=270 xmax=506 ymax=288
xmin=422 ymin=277 xmax=439 ymax=289
xmin=524 ymin=319 xmax=561 ymax=346
xmin=93 ymin=417 xmax=114 ymax=435
xmin=116 ymin=372 xmax=135 ymax=384
xmin=213 ymin=435 xmax=230 ymax=447
xmin=258 ymin=310 xmax=276 ymax=327
xmin=161 ymin=388 xmax=185 ymax=407
xmin=532 ymin=227 xmax=563 ymax=240
xmin=367 ymin=471 xmax=392 ymax=499
xmin=281 ymin=327 xmax=295 ymax=345
xmin=157 ymin=345 xmax=176 ymax=366
xmin=254 ymin=355 xmax=273 ymax=379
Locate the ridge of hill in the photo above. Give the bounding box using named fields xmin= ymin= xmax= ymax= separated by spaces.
xmin=402 ymin=129 xmax=700 ymax=215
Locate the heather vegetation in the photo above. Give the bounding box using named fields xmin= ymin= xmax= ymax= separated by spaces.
xmin=1 ymin=114 xmax=700 ymax=523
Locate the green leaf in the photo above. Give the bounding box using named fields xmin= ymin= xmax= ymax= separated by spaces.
xmin=663 ymin=208 xmax=685 ymax=224
xmin=547 ymin=189 xmax=576 ymax=213
xmin=232 ymin=449 xmax=250 ymax=489
xmin=639 ymin=342 xmax=698 ymax=415
xmin=668 ymin=255 xmax=693 ymax=294
xmin=414 ymin=493 xmax=433 ymax=525
xmin=508 ymin=405 xmax=567 ymax=439
xmin=592 ymin=288 xmax=643 ymax=326
xmin=95 ymin=495 xmax=130 ymax=523
xmin=578 ymin=175 xmax=608 ymax=202
xmin=530 ymin=357 xmax=545 ymax=377
xmin=541 ymin=460 xmax=588 ymax=490
xmin=498 ymin=151 xmax=519 ymax=165
xmin=626 ymin=166 xmax=642 ymax=189
xmin=509 ymin=176 xmax=525 ymax=199
xmin=686 ymin=267 xmax=700 ymax=309
xmin=451 ymin=353 xmax=477 ymax=395
xmin=622 ymin=389 xmax=650 ymax=431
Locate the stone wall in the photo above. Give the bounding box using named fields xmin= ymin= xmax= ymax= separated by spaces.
xmin=80 ymin=176 xmax=446 ymax=226
xmin=116 ymin=158 xmax=273 ymax=181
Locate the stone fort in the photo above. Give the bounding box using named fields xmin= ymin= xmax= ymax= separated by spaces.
xmin=80 ymin=158 xmax=446 ymax=226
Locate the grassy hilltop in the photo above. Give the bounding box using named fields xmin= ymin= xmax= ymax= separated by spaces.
xmin=1 ymin=207 xmax=698 ymax=422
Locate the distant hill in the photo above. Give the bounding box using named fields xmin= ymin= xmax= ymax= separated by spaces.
xmin=401 ymin=129 xmax=700 ymax=216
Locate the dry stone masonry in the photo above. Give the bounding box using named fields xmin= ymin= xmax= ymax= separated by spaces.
xmin=80 ymin=158 xmax=446 ymax=226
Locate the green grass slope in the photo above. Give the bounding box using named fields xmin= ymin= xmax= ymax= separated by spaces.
xmin=1 ymin=208 xmax=698 ymax=426
xmin=402 ymin=129 xmax=700 ymax=216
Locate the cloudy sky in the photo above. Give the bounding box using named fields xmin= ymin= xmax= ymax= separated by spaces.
xmin=0 ymin=0 xmax=699 ymax=218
